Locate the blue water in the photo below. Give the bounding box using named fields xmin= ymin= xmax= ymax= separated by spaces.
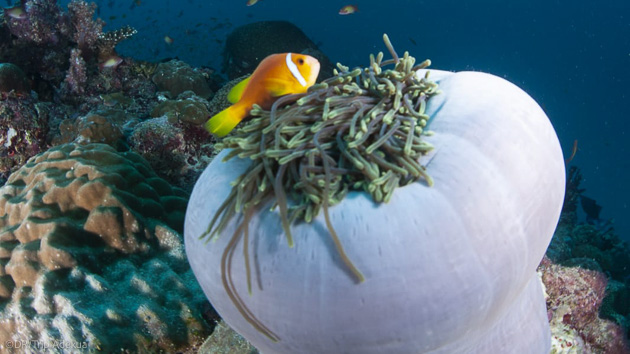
xmin=60 ymin=0 xmax=630 ymax=240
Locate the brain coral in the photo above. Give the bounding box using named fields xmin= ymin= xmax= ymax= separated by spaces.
xmin=0 ymin=143 xmax=211 ymax=352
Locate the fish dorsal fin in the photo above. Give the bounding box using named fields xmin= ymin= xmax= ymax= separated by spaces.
xmin=227 ymin=76 xmax=251 ymax=103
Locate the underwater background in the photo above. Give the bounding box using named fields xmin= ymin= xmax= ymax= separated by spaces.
xmin=1 ymin=0 xmax=629 ymax=352
xmin=90 ymin=0 xmax=630 ymax=242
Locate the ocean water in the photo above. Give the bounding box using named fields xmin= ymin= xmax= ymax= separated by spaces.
xmin=73 ymin=0 xmax=629 ymax=241
xmin=2 ymin=0 xmax=629 ymax=351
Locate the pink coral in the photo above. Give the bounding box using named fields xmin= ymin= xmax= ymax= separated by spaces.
xmin=4 ymin=0 xmax=67 ymax=45
xmin=0 ymin=94 xmax=48 ymax=180
xmin=67 ymin=0 xmax=103 ymax=56
xmin=540 ymin=257 xmax=630 ymax=353
xmin=63 ymin=48 xmax=87 ymax=95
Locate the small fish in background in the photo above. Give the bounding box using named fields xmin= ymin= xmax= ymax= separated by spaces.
xmin=246 ymin=0 xmax=259 ymax=6
xmin=338 ymin=4 xmax=358 ymax=15
xmin=205 ymin=53 xmax=321 ymax=137
xmin=130 ymin=0 xmax=141 ymax=9
xmin=408 ymin=37 xmax=417 ymax=46
xmin=164 ymin=36 xmax=174 ymax=45
xmin=99 ymin=56 xmax=123 ymax=70
xmin=3 ymin=4 xmax=26 ymax=19
xmin=565 ymin=139 xmax=578 ymax=164
xmin=580 ymin=195 xmax=602 ymax=224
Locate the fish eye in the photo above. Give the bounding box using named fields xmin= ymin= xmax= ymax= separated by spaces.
xmin=298 ymin=58 xmax=304 ymax=65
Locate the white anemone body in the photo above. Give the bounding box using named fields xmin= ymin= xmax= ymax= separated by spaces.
xmin=185 ymin=70 xmax=565 ymax=353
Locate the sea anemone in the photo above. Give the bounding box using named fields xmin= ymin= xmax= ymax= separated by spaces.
xmin=199 ymin=35 xmax=438 ymax=340
xmin=185 ymin=35 xmax=565 ymax=353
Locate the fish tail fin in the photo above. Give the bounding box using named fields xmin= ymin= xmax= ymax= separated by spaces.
xmin=205 ymin=105 xmax=246 ymax=137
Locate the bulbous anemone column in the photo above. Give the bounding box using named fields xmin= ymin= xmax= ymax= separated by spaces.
xmin=185 ymin=69 xmax=564 ymax=354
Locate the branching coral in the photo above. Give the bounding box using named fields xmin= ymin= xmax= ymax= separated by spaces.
xmin=96 ymin=25 xmax=137 ymax=69
xmin=67 ymin=0 xmax=103 ymax=55
xmin=199 ymin=35 xmax=439 ymax=341
xmin=63 ymin=48 xmax=87 ymax=95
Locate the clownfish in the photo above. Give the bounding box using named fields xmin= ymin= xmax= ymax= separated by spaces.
xmin=205 ymin=53 xmax=320 ymax=137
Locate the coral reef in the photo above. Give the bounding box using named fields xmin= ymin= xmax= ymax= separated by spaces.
xmin=95 ymin=25 xmax=136 ymax=69
xmin=3 ymin=0 xmax=68 ymax=46
xmin=543 ymin=165 xmax=630 ymax=351
xmin=62 ymin=48 xmax=87 ymax=96
xmin=0 ymin=63 xmax=30 ymax=95
xmin=151 ymin=91 xmax=211 ymax=125
xmin=152 ymin=60 xmax=213 ymax=99
xmin=0 ymin=143 xmax=211 ymax=352
xmin=1 ymin=0 xmax=137 ymax=104
xmin=540 ymin=258 xmax=630 ymax=353
xmin=52 ymin=110 xmax=126 ymax=146
xmin=67 ymin=0 xmax=103 ymax=56
xmin=128 ymin=117 xmax=216 ymax=191
xmin=223 ymin=21 xmax=334 ymax=80
xmin=0 ymin=93 xmax=48 ymax=182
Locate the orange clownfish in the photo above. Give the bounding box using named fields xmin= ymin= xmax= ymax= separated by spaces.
xmin=205 ymin=53 xmax=320 ymax=137
xmin=338 ymin=5 xmax=358 ymax=15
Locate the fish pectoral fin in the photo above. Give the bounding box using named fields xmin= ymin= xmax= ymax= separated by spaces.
xmin=227 ymin=76 xmax=251 ymax=103
xmin=263 ymin=78 xmax=294 ymax=97
xmin=205 ymin=105 xmax=245 ymax=137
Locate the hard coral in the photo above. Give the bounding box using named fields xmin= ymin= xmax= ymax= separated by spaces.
xmin=51 ymin=109 xmax=129 ymax=147
xmin=152 ymin=60 xmax=213 ymax=99
xmin=0 ymin=143 xmax=211 ymax=352
xmin=151 ymin=91 xmax=211 ymax=125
